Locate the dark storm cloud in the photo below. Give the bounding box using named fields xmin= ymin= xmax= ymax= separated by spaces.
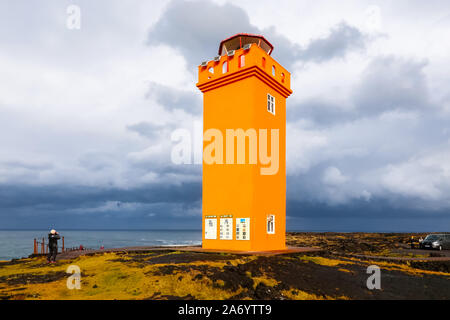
xmin=147 ymin=0 xmax=259 ymax=68
xmin=0 ymin=182 xmax=202 ymax=230
xmin=147 ymin=0 xmax=369 ymax=69
xmin=286 ymin=199 xmax=450 ymax=232
xmin=287 ymin=197 xmax=435 ymax=219
xmin=0 ymin=182 xmax=202 ymax=228
xmin=0 ymin=183 xmax=196 ymax=209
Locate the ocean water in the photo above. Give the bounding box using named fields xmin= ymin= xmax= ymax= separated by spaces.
xmin=0 ymin=230 xmax=202 ymax=261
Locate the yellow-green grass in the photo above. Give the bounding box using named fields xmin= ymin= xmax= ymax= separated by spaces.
xmin=0 ymin=253 xmax=247 ymax=300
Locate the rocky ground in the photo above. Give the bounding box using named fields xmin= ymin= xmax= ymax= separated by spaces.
xmin=0 ymin=232 xmax=449 ymax=300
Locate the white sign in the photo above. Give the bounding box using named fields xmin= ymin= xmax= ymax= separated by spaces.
xmin=205 ymin=218 xmax=217 ymax=239
xmin=220 ymin=218 xmax=233 ymax=240
xmin=236 ymin=218 xmax=250 ymax=240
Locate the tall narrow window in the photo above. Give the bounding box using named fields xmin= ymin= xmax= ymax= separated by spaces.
xmin=262 ymin=57 xmax=266 ymax=68
xmin=267 ymin=215 xmax=275 ymax=234
xmin=267 ymin=93 xmax=275 ymax=115
xmin=281 ymin=72 xmax=285 ymax=83
xmin=272 ymin=65 xmax=276 ymax=76
xmin=222 ymin=61 xmax=228 ymax=74
xmin=239 ymin=54 xmax=245 ymax=68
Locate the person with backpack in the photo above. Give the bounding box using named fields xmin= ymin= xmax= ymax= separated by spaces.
xmin=47 ymin=229 xmax=61 ymax=263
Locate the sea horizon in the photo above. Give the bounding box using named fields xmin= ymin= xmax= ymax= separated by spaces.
xmin=0 ymin=229 xmax=203 ymax=261
xmin=1 ymin=229 xmax=447 ymax=261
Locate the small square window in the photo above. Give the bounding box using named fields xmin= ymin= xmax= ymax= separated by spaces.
xmin=267 ymin=94 xmax=275 ymax=115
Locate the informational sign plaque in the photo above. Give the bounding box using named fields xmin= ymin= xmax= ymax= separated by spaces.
xmin=236 ymin=218 xmax=250 ymax=240
xmin=220 ymin=217 xmax=233 ymax=240
xmin=205 ymin=218 xmax=217 ymax=239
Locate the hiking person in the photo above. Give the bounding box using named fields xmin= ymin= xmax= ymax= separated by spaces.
xmin=47 ymin=229 xmax=61 ymax=263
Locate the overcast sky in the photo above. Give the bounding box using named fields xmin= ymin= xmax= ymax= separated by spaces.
xmin=1 ymin=0 xmax=450 ymax=231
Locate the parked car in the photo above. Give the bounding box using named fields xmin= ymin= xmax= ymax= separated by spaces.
xmin=420 ymin=234 xmax=450 ymax=250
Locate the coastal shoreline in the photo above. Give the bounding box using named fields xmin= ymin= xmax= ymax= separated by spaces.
xmin=1 ymin=232 xmax=449 ymax=300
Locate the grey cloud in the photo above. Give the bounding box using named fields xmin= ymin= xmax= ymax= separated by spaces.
xmin=354 ymin=56 xmax=430 ymax=115
xmin=145 ymin=81 xmax=202 ymax=114
xmin=147 ymin=0 xmax=369 ymax=69
xmin=288 ymin=98 xmax=356 ymax=126
xmin=0 ymin=183 xmax=202 ymax=229
xmin=78 ymin=152 xmax=118 ymax=171
xmin=124 ymin=124 xmax=203 ymax=182
xmin=285 ymin=51 xmax=450 ymax=209
xmin=147 ymin=0 xmax=258 ymax=69
xmin=260 ymin=26 xmax=303 ymax=65
xmin=127 ymin=121 xmax=167 ymax=140
xmin=298 ymin=23 xmax=367 ymax=63
xmin=0 ymin=160 xmax=53 ymax=171
xmin=0 ymin=182 xmax=201 ymax=213
xmin=289 ymin=56 xmax=433 ymax=126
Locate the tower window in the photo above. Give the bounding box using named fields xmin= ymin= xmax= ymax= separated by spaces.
xmin=262 ymin=57 xmax=266 ymax=68
xmin=267 ymin=215 xmax=275 ymax=234
xmin=281 ymin=72 xmax=285 ymax=83
xmin=222 ymin=61 xmax=228 ymax=74
xmin=267 ymin=94 xmax=275 ymax=115
xmin=239 ymin=54 xmax=245 ymax=68
xmin=272 ymin=65 xmax=276 ymax=76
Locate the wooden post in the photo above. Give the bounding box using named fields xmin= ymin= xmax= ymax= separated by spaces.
xmin=62 ymin=237 xmax=65 ymax=253
xmin=41 ymin=237 xmax=45 ymax=254
xmin=33 ymin=239 xmax=37 ymax=254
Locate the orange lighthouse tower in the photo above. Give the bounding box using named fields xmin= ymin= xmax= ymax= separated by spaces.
xmin=197 ymin=34 xmax=292 ymax=251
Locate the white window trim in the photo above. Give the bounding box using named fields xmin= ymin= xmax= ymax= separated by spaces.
xmin=267 ymin=215 xmax=275 ymax=234
xmin=267 ymin=93 xmax=275 ymax=116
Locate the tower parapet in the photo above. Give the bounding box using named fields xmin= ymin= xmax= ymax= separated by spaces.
xmin=197 ymin=34 xmax=292 ymax=98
